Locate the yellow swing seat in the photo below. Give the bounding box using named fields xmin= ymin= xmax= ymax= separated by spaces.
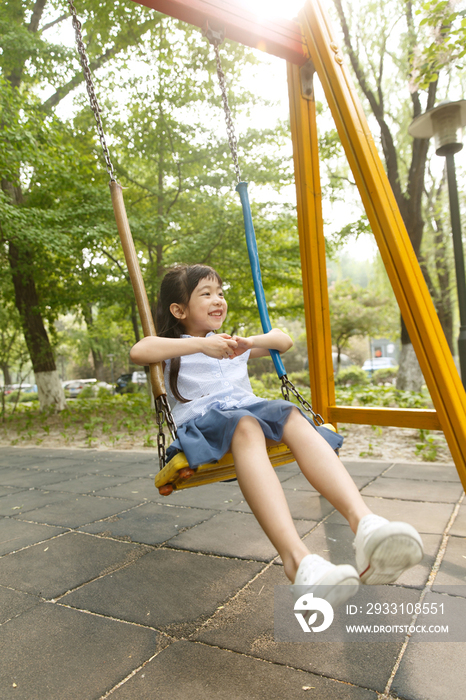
xmin=154 ymin=423 xmax=337 ymax=495
xmin=155 ymin=442 xmax=296 ymax=495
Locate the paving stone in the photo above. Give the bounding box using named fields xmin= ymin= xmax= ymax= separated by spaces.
xmin=301 ymin=521 xmax=357 ymax=566
xmin=92 ymin=476 xmax=157 ymax=500
xmin=432 ymin=534 xmax=466 ymax=590
xmin=0 ymin=531 xmax=149 ymax=598
xmin=326 ymin=496 xmax=455 ymax=535
xmin=91 ymin=461 xmax=158 ymax=479
xmin=0 ymin=468 xmax=77 ymax=489
xmin=340 ymin=460 xmax=393 ymax=477
xmin=231 ymin=489 xmax=334 ymax=521
xmin=391 ymin=640 xmax=466 ymax=700
xmin=0 ymin=452 xmax=53 ymax=468
xmin=151 ymin=480 xmax=245 ymax=510
xmin=15 ymin=493 xmax=137 ymax=527
xmin=108 ymin=639 xmax=378 ymax=700
xmin=168 ymin=510 xmax=313 ymax=561
xmin=0 ymin=485 xmax=24 ymax=497
xmin=281 ymin=471 xmax=373 ymax=493
xmin=194 ymin=566 xmax=400 ymax=693
xmin=0 ymin=489 xmax=73 ymax=517
xmin=0 ymin=603 xmax=157 ymax=700
xmin=361 ymin=476 xmax=463 ymax=502
xmin=449 ymin=502 xmax=466 ymax=537
xmin=0 ymin=518 xmax=66 ymax=556
xmin=80 ymin=502 xmax=218 ymax=545
xmin=45 ymin=473 xmax=136 ymax=495
xmin=393 ymin=533 xmax=443 ymax=587
xmin=0 ymin=586 xmax=41 ymax=624
xmin=61 ymin=548 xmax=264 ymax=634
xmin=385 ymin=461 xmax=460 ymax=482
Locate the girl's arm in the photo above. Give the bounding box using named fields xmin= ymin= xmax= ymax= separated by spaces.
xmin=231 ymin=329 xmax=293 ymax=359
xmin=130 ymin=333 xmax=238 ymax=365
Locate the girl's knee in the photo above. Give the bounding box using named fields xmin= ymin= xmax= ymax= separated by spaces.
xmin=231 ymin=416 xmax=263 ymax=444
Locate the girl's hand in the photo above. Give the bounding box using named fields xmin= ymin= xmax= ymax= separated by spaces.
xmin=201 ymin=333 xmax=238 ymax=360
xmin=229 ymin=336 xmax=253 ymax=357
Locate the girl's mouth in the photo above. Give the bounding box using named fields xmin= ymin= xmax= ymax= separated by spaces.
xmin=209 ymin=310 xmax=223 ymax=317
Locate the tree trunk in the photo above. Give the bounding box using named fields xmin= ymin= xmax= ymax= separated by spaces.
xmin=1 ymin=363 xmax=12 ymax=386
xmin=396 ymin=319 xmax=424 ymax=391
xmin=35 ymin=370 xmax=66 ymax=411
xmin=7 ymin=239 xmax=66 ymax=410
xmin=82 ymin=304 xmax=106 ymax=380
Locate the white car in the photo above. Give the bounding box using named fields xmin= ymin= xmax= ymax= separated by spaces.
xmin=362 ymin=357 xmax=398 ymax=375
xmin=63 ymin=378 xmax=112 ymax=397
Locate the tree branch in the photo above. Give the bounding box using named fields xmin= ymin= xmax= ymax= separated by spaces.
xmin=40 ymin=13 xmax=70 ymax=34
xmin=28 ymin=0 xmax=47 ymax=33
xmin=332 ymin=0 xmax=404 ymax=208
xmin=40 ymin=46 xmax=117 ymax=112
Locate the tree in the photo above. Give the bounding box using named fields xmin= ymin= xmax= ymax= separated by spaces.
xmin=330 ymin=0 xmax=465 ymax=389
xmin=329 ymin=279 xmax=397 ymax=372
xmin=0 ymin=0 xmax=162 ymax=409
xmin=1 ymin=0 xmax=301 ymax=406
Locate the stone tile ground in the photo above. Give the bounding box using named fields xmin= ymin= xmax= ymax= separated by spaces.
xmin=0 ymin=447 xmax=464 ymax=700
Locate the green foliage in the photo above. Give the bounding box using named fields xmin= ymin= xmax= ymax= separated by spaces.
xmin=415 ymin=429 xmax=439 ymax=461
xmin=372 ymin=367 xmax=398 ymax=384
xmin=415 ymin=1 xmax=466 ymax=88
xmin=328 ymin=280 xmax=397 ymax=364
xmin=5 ymin=390 xmax=38 ymax=403
xmin=335 ymin=365 xmax=369 ymax=386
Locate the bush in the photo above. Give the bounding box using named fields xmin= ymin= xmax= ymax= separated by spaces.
xmin=77 ymin=386 xmax=95 ymax=399
xmin=372 ymin=367 xmax=398 ymax=384
xmin=335 ymin=366 xmax=369 ymax=386
xmin=5 ymin=391 xmax=39 ymax=403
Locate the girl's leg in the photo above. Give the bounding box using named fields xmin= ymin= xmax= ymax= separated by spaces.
xmin=230 ymin=415 xmax=309 ymax=582
xmin=281 ymin=408 xmax=372 ymax=533
xmin=281 ymin=409 xmax=423 ymax=583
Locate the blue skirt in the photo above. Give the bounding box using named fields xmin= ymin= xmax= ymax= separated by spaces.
xmin=165 ymin=399 xmax=343 ymax=468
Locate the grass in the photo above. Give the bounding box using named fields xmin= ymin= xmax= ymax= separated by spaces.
xmin=0 ymin=375 xmax=451 ymax=462
xmin=1 ymin=393 xmax=161 ymax=450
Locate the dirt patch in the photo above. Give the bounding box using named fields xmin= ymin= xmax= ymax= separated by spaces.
xmin=0 ymin=407 xmax=454 ymax=464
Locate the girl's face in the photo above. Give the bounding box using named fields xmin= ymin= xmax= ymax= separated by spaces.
xmin=171 ymin=276 xmax=227 ymax=337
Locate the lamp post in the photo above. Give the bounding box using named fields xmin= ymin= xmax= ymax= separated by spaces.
xmin=409 ymin=99 xmax=466 ymax=386
xmin=107 ymin=354 xmax=115 ymax=394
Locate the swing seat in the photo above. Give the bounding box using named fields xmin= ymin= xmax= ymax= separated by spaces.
xmin=155 ymin=442 xmax=296 ymax=495
xmin=154 ymin=423 xmax=338 ymax=495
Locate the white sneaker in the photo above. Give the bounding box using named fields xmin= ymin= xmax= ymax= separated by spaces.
xmin=354 ymin=514 xmax=424 ymax=584
xmin=292 ymin=554 xmax=360 ymax=610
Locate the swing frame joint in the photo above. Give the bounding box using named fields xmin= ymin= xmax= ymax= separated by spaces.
xmin=202 ymin=19 xmax=225 ymax=47
xmin=300 ymin=60 xmax=316 ymax=101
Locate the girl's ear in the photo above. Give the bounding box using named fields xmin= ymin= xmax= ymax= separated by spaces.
xmin=170 ymin=303 xmax=186 ymax=320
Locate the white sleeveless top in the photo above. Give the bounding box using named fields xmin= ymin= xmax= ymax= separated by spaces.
xmin=164 ymin=333 xmax=266 ymax=426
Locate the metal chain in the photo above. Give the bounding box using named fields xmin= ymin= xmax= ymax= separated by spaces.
xmin=155 ymin=396 xmax=177 ymax=470
xmin=212 ymin=43 xmax=242 ymax=184
xmin=281 ymin=375 xmax=325 ymax=426
xmin=67 ymin=0 xmax=116 ymax=182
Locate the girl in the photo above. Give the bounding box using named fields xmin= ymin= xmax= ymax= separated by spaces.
xmin=130 ymin=264 xmax=423 ymax=608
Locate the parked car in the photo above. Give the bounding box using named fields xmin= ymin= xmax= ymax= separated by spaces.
xmin=64 ymin=378 xmax=112 ymax=398
xmin=361 ymin=357 xmax=398 ymax=376
xmin=3 ymin=383 xmax=35 ymax=395
xmin=115 ymin=371 xmax=147 ymax=394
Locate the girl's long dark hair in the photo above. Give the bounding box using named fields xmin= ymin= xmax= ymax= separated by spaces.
xmin=156 ymin=264 xmax=223 ymax=403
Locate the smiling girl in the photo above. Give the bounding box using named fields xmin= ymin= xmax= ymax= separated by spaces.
xmin=130 ymin=264 xmax=423 ymax=609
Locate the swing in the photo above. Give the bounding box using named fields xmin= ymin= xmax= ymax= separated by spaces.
xmin=69 ymin=4 xmax=336 ymax=496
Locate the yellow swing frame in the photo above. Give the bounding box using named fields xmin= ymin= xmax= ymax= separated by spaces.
xmin=72 ymin=0 xmax=466 ymax=495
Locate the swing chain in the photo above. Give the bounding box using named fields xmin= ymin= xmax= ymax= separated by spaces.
xmin=211 ymin=43 xmax=242 ymax=184
xmin=155 ymin=395 xmax=177 ymax=469
xmin=281 ymin=375 xmax=325 ymax=426
xmin=68 ymin=0 xmax=116 ymax=182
